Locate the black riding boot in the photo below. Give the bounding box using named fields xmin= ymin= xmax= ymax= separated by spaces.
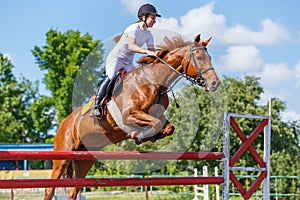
xmin=90 ymin=77 xmax=111 ymax=118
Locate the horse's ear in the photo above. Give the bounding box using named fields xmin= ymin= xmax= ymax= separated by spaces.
xmin=194 ymin=34 xmax=201 ymax=43
xmin=199 ymin=36 xmax=212 ymax=47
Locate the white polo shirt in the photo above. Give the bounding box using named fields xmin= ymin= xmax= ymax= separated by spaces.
xmin=105 ymin=23 xmax=154 ymax=79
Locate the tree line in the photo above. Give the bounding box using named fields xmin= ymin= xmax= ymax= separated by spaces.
xmin=0 ymin=28 xmax=299 ymax=197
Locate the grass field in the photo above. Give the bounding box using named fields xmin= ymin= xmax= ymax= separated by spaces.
xmin=0 ymin=193 xmax=194 ymax=200
xmin=85 ymin=194 xmax=194 ymax=200
xmin=0 ymin=193 xmax=247 ymax=200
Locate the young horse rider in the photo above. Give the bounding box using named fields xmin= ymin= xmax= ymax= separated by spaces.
xmin=91 ymin=4 xmax=161 ymax=118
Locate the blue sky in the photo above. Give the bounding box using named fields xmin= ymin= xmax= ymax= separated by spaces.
xmin=1 ymin=0 xmax=300 ymax=122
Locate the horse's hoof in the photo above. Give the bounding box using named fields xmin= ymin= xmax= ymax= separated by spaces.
xmin=162 ymin=124 xmax=175 ymax=136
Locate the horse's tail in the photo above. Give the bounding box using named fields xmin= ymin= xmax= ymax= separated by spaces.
xmin=62 ymin=145 xmax=87 ymax=178
xmin=62 ymin=161 xmax=73 ymax=178
xmin=67 ymin=162 xmax=73 ymax=178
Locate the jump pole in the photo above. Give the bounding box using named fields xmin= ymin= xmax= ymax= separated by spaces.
xmin=0 ymin=151 xmax=224 ymax=161
xmin=0 ymin=177 xmax=224 ymax=189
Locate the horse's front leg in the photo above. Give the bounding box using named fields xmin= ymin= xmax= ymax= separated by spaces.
xmin=135 ymin=118 xmax=175 ymax=144
xmin=123 ymin=109 xmax=163 ymax=134
xmin=149 ymin=113 xmax=175 ymax=138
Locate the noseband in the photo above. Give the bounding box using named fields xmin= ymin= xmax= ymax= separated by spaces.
xmin=184 ymin=44 xmax=215 ymax=86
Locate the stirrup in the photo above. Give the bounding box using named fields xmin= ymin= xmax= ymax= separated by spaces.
xmin=90 ymin=106 xmax=102 ymax=118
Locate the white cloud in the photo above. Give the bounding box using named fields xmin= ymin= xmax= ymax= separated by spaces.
xmin=294 ymin=59 xmax=300 ymax=88
xmin=178 ymin=2 xmax=227 ymax=38
xmin=259 ymin=90 xmax=275 ymax=106
xmin=260 ymin=90 xmax=300 ymax=122
xmin=259 ymin=62 xmax=293 ymax=85
xmin=260 ymin=88 xmax=294 ymax=106
xmin=281 ymin=110 xmax=300 ymax=122
xmin=155 ymin=17 xmax=181 ymax=33
xmin=219 ymin=45 xmax=262 ymax=72
xmin=155 ymin=2 xmax=226 ymax=40
xmin=155 ymin=2 xmax=291 ymax=45
xmin=121 ymin=0 xmax=150 ymax=14
xmin=223 ymin=19 xmax=291 ymax=45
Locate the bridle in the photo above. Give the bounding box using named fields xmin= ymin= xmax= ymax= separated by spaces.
xmin=183 ymin=43 xmax=215 ymax=86
xmin=156 ymin=43 xmax=215 ymax=87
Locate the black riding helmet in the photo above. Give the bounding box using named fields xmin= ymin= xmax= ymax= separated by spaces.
xmin=137 ymin=4 xmax=161 ymax=19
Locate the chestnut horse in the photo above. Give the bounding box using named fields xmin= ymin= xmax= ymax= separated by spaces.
xmin=44 ymin=34 xmax=220 ymax=200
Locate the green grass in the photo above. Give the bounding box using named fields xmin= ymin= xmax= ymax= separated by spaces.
xmin=0 ymin=194 xmax=249 ymax=200
xmin=86 ymin=194 xmax=194 ymax=200
xmin=0 ymin=192 xmax=248 ymax=200
xmin=85 ymin=194 xmax=245 ymax=200
xmin=0 ymin=193 xmax=194 ymax=200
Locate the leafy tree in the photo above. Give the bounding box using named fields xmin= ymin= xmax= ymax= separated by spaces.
xmin=156 ymin=76 xmax=298 ymax=170
xmin=0 ymin=53 xmax=52 ymax=142
xmin=32 ymin=29 xmax=103 ymax=122
xmin=267 ymin=100 xmax=300 ymax=197
xmin=164 ymin=76 xmax=299 ymax=197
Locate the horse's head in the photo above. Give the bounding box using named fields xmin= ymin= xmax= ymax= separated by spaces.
xmin=137 ymin=34 xmax=220 ymax=91
xmin=181 ymin=34 xmax=221 ymax=92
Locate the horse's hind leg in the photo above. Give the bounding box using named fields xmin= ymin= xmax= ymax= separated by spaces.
xmin=161 ymin=119 xmax=175 ymax=137
xmin=68 ymin=160 xmax=95 ymax=199
xmin=44 ymin=159 xmax=71 ymax=200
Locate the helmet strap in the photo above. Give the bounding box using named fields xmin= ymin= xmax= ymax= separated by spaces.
xmin=143 ymin=14 xmax=149 ymax=28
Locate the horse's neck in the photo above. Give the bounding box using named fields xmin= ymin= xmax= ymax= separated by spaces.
xmin=156 ymin=47 xmax=187 ymax=85
xmin=139 ymin=61 xmax=180 ymax=89
xmin=130 ymin=47 xmax=187 ymax=89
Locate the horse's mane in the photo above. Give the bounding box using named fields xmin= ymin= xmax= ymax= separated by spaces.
xmin=157 ymin=36 xmax=190 ymax=51
xmin=137 ymin=36 xmax=190 ymax=65
xmin=114 ymin=33 xmax=123 ymax=43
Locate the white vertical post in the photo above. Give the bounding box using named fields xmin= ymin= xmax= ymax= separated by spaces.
xmin=193 ymin=168 xmax=199 ymax=200
xmin=263 ymin=98 xmax=273 ymax=199
xmin=222 ymin=112 xmax=230 ymax=200
xmin=215 ymin=167 xmax=220 ymax=200
xmin=193 ymin=167 xmax=209 ymax=200
xmin=202 ymin=166 xmax=209 ymax=200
